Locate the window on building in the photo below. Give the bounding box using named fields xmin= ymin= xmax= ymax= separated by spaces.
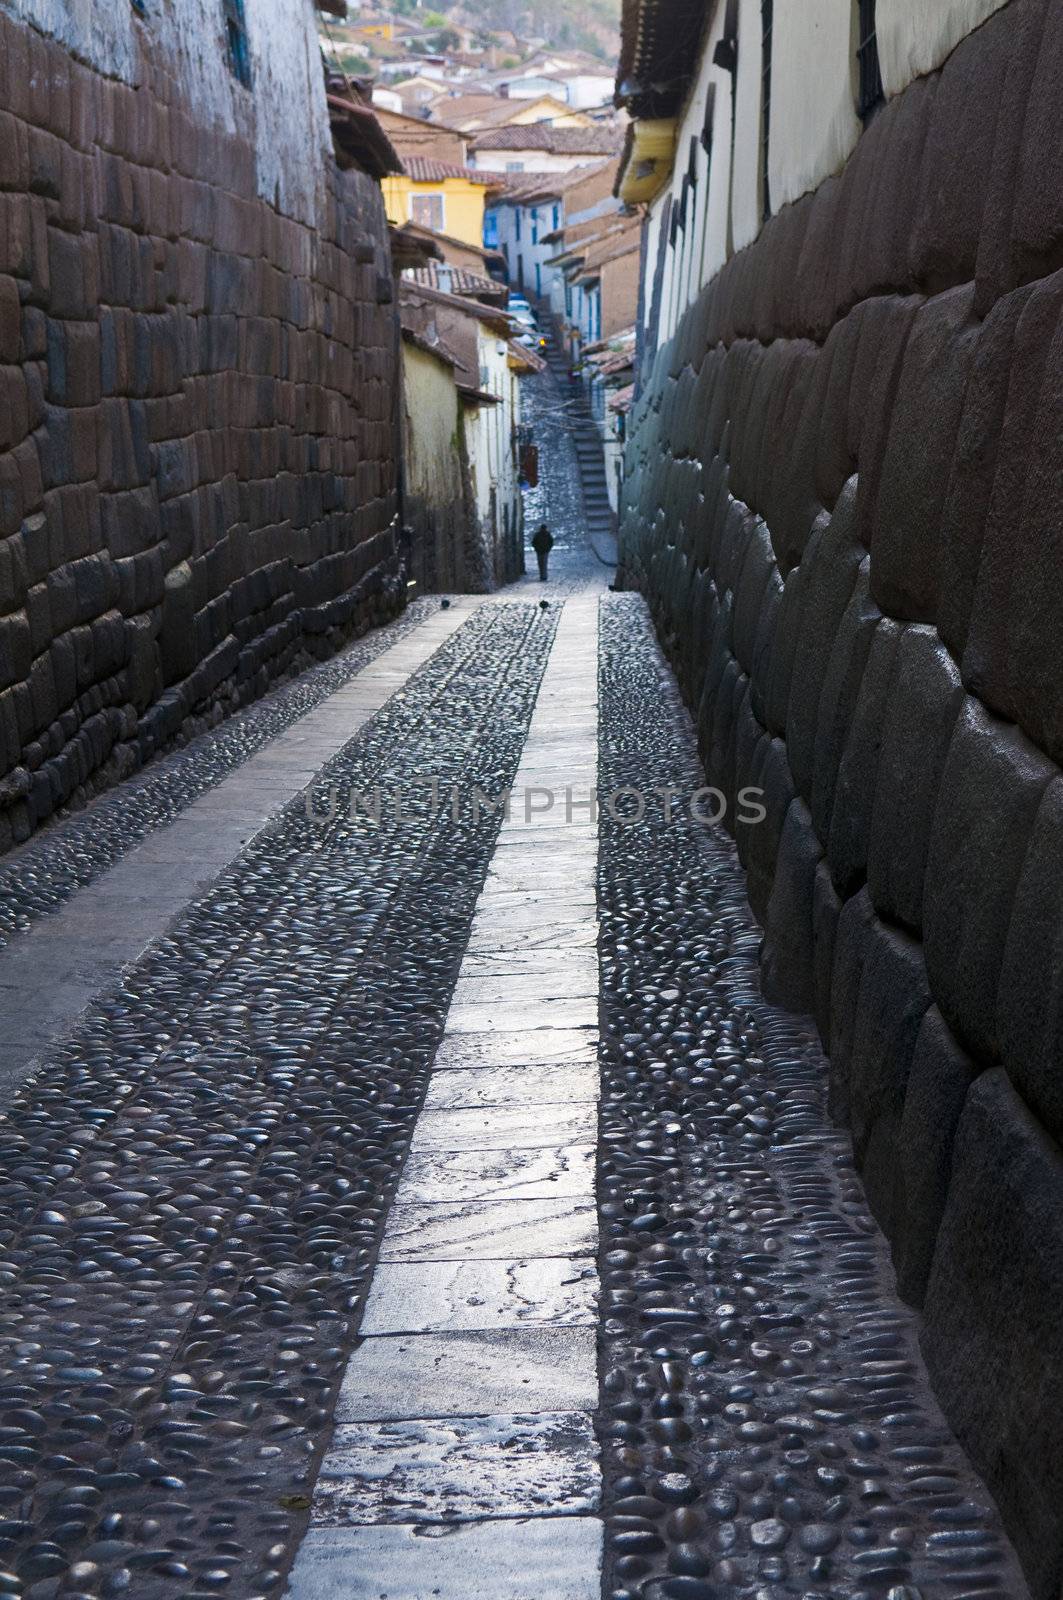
xmin=856 ymin=0 xmax=885 ymax=122
xmin=760 ymin=0 xmax=772 ymax=221
xmin=506 ymin=161 xmax=525 ymax=173
xmin=553 ymin=203 xmax=561 ymax=230
xmin=411 ymin=192 xmax=445 ymax=230
xmin=515 ymin=208 xmax=522 ymax=241
xmin=531 ymin=208 xmax=539 ymax=245
xmin=224 ymin=0 xmax=252 ymax=87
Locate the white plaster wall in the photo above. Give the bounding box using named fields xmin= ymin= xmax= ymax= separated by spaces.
xmin=877 ymin=0 xmax=1010 ymax=97
xmin=768 ymin=0 xmax=861 ymax=210
xmin=471 ymin=150 xmax=597 ymax=174
xmin=0 ymin=0 xmax=331 ymax=226
xmin=700 ymin=37 xmax=734 ymax=287
xmin=730 ymin=0 xmax=765 ymax=254
xmin=566 ymin=74 xmax=616 ymax=110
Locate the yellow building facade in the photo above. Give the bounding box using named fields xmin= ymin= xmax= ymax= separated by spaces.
xmin=381 ymin=171 xmax=492 ymax=248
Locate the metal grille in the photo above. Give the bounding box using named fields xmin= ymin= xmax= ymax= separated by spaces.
xmin=856 ymin=0 xmax=884 ymax=121
xmin=760 ymin=0 xmax=772 ymax=221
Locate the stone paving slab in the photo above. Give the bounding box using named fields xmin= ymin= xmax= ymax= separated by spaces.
xmin=407 ymin=1101 xmax=597 ymax=1153
xmin=443 ymin=996 xmax=598 ymax=1034
xmin=336 ymin=1328 xmax=598 ymax=1420
xmin=422 ymin=1063 xmax=599 ymax=1108
xmin=289 ymin=596 xmax=604 ymax=1598
xmin=313 ymin=1412 xmax=599 ymax=1525
xmin=396 ymin=1142 xmax=596 ymax=1203
xmin=380 ymin=1196 xmax=597 ymax=1261
xmin=432 ymin=1029 xmax=598 ymax=1070
xmin=287 ymin=1518 xmax=603 ymax=1600
xmin=360 ymin=1258 xmax=599 ymax=1334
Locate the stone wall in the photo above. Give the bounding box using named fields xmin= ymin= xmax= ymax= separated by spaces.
xmin=402 ymin=340 xmax=487 ymax=594
xmin=0 ymin=6 xmax=402 ymax=850
xmin=618 ymin=2 xmax=1063 ymax=1592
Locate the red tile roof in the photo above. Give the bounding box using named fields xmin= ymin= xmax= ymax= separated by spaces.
xmin=401 ymin=157 xmax=504 ymax=184
xmin=470 ymin=124 xmax=622 ymax=155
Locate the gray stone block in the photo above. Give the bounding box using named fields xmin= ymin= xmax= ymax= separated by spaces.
xmin=998 ymin=775 xmax=1063 ymax=1146
xmin=764 ymin=547 xmax=813 ymax=739
xmin=851 ymin=295 xmax=922 ymax=552
xmin=760 ymin=796 xmax=822 ymax=1012
xmin=810 ymin=559 xmax=879 ymax=845
xmin=866 ymin=625 xmax=964 ymax=934
xmin=974 ymin=0 xmax=1052 ymax=312
xmin=908 ymin=4 xmax=1013 ymax=293
xmin=922 ymin=1069 xmax=1063 ymax=1600
xmin=811 ymin=859 xmax=841 ymax=1050
xmin=937 ymin=278 xmax=1036 ymax=663
xmin=868 ymin=283 xmax=977 ymax=622
xmin=785 ymin=478 xmax=864 ymax=803
xmin=894 ymin=1005 xmax=979 ymax=1306
xmin=745 ymin=735 xmax=793 ymax=925
xmin=961 ymin=270 xmax=1063 ymax=734
xmin=827 ymin=886 xmax=876 ymax=1123
xmin=923 ymin=697 xmax=1054 ymax=1064
xmin=731 ymin=515 xmax=775 ymax=678
xmin=849 ymin=914 xmax=933 ymax=1236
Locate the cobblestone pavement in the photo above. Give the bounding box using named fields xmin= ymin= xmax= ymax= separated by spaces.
xmin=0 ymin=604 xmax=559 ymax=1599
xmin=0 ymin=535 xmax=1029 ymax=1596
xmin=595 ymin=597 xmax=1027 ymax=1600
xmin=0 ymin=603 xmax=436 ymax=953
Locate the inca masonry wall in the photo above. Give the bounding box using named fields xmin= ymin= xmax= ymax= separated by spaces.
xmin=619 ymin=1 xmax=1063 ymax=1592
xmin=0 ymin=0 xmax=402 ymax=850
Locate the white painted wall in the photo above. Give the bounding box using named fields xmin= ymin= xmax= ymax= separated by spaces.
xmin=730 ymin=0 xmax=765 ymax=254
xmin=877 ymin=0 xmax=1009 ymax=95
xmin=1 ymin=0 xmax=332 ymax=226
xmin=470 ymin=149 xmax=600 ymax=174
xmin=769 ymin=0 xmax=861 ymax=211
xmin=634 ymin=0 xmax=1010 ymax=358
xmin=565 ymin=74 xmax=616 ymax=110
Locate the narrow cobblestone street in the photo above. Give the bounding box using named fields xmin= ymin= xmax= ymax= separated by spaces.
xmin=0 ymin=357 xmax=1028 ymax=1600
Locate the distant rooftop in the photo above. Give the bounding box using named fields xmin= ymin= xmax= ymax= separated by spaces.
xmin=471 ymin=125 xmax=622 ymax=155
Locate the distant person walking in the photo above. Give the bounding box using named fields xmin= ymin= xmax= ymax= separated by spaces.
xmin=531 ymin=522 xmax=554 ymax=582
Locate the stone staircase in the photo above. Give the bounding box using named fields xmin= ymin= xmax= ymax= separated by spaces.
xmin=541 ymin=323 xmax=618 ymax=568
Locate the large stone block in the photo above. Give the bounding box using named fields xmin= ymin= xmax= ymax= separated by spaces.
xmin=908 ymin=4 xmax=1012 ymax=293
xmin=867 ymin=284 xmax=977 ymax=622
xmin=1010 ymin=2 xmax=1063 ymax=285
xmin=923 ymin=697 xmax=1054 ymax=1064
xmin=785 ymin=478 xmax=864 ymax=803
xmin=848 ymin=915 xmax=933 ymax=1236
xmin=731 ymin=515 xmax=775 ymax=678
xmin=812 ymin=307 xmax=862 ymax=511
xmin=894 ymin=1005 xmax=979 ymax=1307
xmin=766 ymin=343 xmax=820 ymax=573
xmin=809 ymin=561 xmax=879 ymax=845
xmin=937 ymin=279 xmax=1036 ymax=663
xmin=997 ymin=776 xmax=1063 ymax=1146
xmin=851 ymin=295 xmax=922 ymax=550
xmin=961 ymin=270 xmax=1063 ymax=735
xmin=842 ymin=74 xmax=936 ymax=306
xmin=760 ymin=796 xmax=821 ymax=1013
xmin=865 ymin=626 xmax=964 ymax=934
xmin=745 ymin=735 xmax=793 ymax=925
xmin=811 ymin=860 xmax=841 ymax=1050
xmin=974 ymin=0 xmax=1051 ymax=314
xmin=922 ymin=1069 xmax=1063 ymax=1600
xmin=827 ymin=886 xmax=876 ymax=1122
